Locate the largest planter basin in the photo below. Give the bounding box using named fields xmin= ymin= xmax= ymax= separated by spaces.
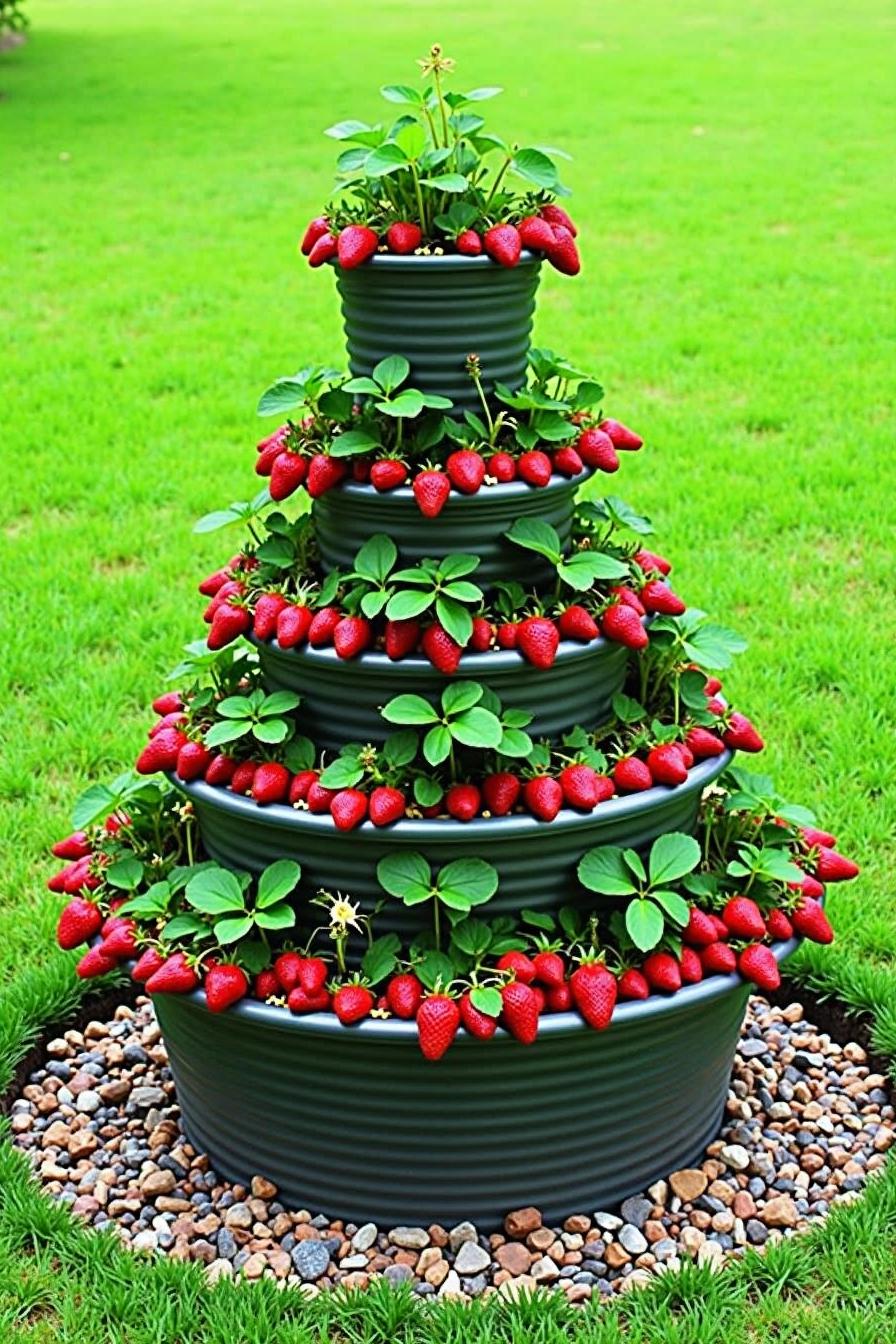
xmin=152 ymin=934 xmax=798 ymax=1229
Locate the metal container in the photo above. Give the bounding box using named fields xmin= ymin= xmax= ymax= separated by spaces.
xmin=152 ymin=932 xmax=798 ymax=1230
xmin=333 ymin=252 xmax=542 ymax=412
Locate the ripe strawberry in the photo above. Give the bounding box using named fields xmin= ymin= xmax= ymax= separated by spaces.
xmin=135 ymin=727 xmax=188 ymax=775
xmin=610 ymin=585 xmax=647 ymax=616
xmin=203 ymin=578 xmax=243 ymax=621
xmin=175 ymin=741 xmax=213 ymax=782
xmin=76 ymin=945 xmax=118 ymax=980
xmin=496 ymin=950 xmax=537 ymax=984
xmin=300 ymin=215 xmax=330 ymax=255
xmin=570 ymin=961 xmax=617 ymax=1029
xmin=297 ymin=957 xmax=329 ymax=996
xmin=617 ymin=968 xmax=650 ymax=1001
xmin=814 ymin=847 xmax=859 ymax=882
xmin=369 ymin=785 xmax=406 ymax=827
xmin=552 ymin=445 xmax=584 ymax=477
xmin=517 ymin=450 xmax=553 ymax=487
xmin=146 ymin=952 xmax=200 ymax=995
xmin=308 ymin=606 xmax=342 ymax=646
xmin=523 ymin=775 xmax=564 ymax=821
xmin=151 ymin=691 xmax=183 ymax=716
xmin=722 ymin=896 xmax=767 ymax=940
xmin=101 ymin=920 xmax=138 ymax=960
xmin=576 ymin=427 xmax=619 ymax=472
xmin=706 ymin=696 xmax=725 ymax=717
xmin=63 ymin=858 xmax=98 ymax=893
xmin=700 ymin=941 xmax=738 ymax=975
xmin=337 ymin=224 xmax=379 ymax=269
xmin=790 ymin=872 xmax=826 ymax=900
xmin=483 ymin=223 xmax=522 ymax=267
xmin=384 ymin=618 xmax=420 ymax=660
xmin=679 ymin=947 xmax=704 ymax=984
xmin=270 ymin=450 xmax=308 ymax=502
xmin=230 ymin=761 xmax=258 ymax=794
xmin=737 ymin=943 xmax=780 ymax=992
xmin=330 ymin=788 xmax=369 ymax=831
xmin=703 ymin=675 xmax=723 ymax=695
xmin=333 ymin=983 xmax=374 ymax=1025
xmin=288 ymin=769 xmax=318 ymax=804
xmin=386 ymin=973 xmax=423 ymax=1020
xmin=801 ymin=825 xmax=837 ymax=849
xmin=256 ymin=437 xmax=287 ymax=477
xmin=422 ymin=623 xmax=462 ymax=674
xmin=252 ymin=762 xmax=291 ymax=806
xmin=306 ymin=454 xmax=347 ymax=498
xmin=252 ymin=592 xmax=288 ymax=641
xmin=204 ymin=754 xmax=237 ymax=786
xmin=385 ymin=221 xmax=422 ymax=254
xmin=599 ymin=418 xmax=643 ymax=451
xmin=517 ymin=214 xmax=557 ymax=252
xmin=370 ymin=458 xmax=408 ymax=492
xmin=722 ymin=713 xmax=765 ymax=753
xmin=132 ymin=947 xmax=166 ymax=984
xmin=306 ymin=779 xmax=338 ymax=813
xmin=545 ymin=223 xmax=581 ymax=275
xmin=455 ymin=228 xmax=483 ymax=256
xmin=446 ymin=449 xmax=486 ymax=495
xmin=208 ymin=599 xmax=251 ymax=650
xmin=308 ymin=231 xmax=339 ymax=266
xmin=417 ymin=994 xmax=461 ymax=1059
xmin=482 ymin=772 xmax=520 ymax=817
xmin=205 ymin=963 xmax=249 ymax=1013
xmin=276 ymin=602 xmax=313 ymax=649
xmin=600 ymin=603 xmax=649 ymax=649
xmin=469 ymin=616 xmax=494 ymax=652
xmin=766 ymin=908 xmax=795 ymax=942
xmin=791 ymin=898 xmax=834 ymax=944
xmin=501 ymin=981 xmax=541 ymax=1044
xmin=334 ymin=615 xmax=372 ymax=659
xmin=612 ymin=756 xmax=654 ymax=793
xmin=459 ymin=992 xmax=498 ymax=1039
xmin=48 ymin=865 xmax=75 ymax=893
xmin=685 ymin=726 xmax=726 ymax=759
xmin=496 ymin=622 xmax=518 ymax=649
xmin=646 ymin=744 xmax=689 ymax=786
xmin=52 ymin=831 xmax=92 ymax=860
xmin=640 ymin=580 xmax=686 ymax=616
xmin=486 ymin=451 xmax=516 ymax=482
xmin=516 ymin=616 xmax=560 ymax=669
xmin=254 ymin=968 xmax=280 ymax=1000
xmin=287 ymin=986 xmax=331 ymax=1013
xmin=56 ymin=898 xmax=102 ymax=950
xmin=633 ymin=548 xmax=671 ymax=576
xmin=445 ymin=782 xmax=481 ymax=822
xmin=642 ymin=951 xmax=682 ymax=994
xmin=532 ymin=950 xmax=566 ymax=988
xmin=198 ymin=565 xmax=233 ymax=596
xmin=539 ymin=203 xmax=578 ymax=237
xmin=274 ymin=951 xmax=303 ymax=992
xmin=559 ymin=763 xmax=602 ymax=811
xmin=556 ymin=604 xmax=599 ymax=642
xmin=683 ymin=907 xmax=719 ymax=948
xmin=352 ymin=458 xmax=371 ymax=481
xmin=545 ymin=980 xmax=573 ymax=1012
xmin=149 ymin=710 xmax=188 ymax=737
xmin=412 ymin=469 xmax=451 ymax=518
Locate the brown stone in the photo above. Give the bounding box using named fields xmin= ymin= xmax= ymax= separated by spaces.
xmin=762 ymin=1195 xmax=799 ymax=1229
xmin=251 ymin=1175 xmax=278 ymax=1200
xmin=140 ymin=1169 xmax=176 ymax=1198
xmin=527 ymin=1226 xmax=555 ymax=1252
xmin=644 ymin=1220 xmax=667 ymax=1244
xmin=155 ymin=1197 xmax=193 ymax=1214
xmin=428 ymin=1224 xmax=449 ymax=1248
xmin=99 ymin=1080 xmax=131 ymax=1104
xmin=605 ymin=1243 xmax=631 ymax=1270
xmin=504 ymin=1206 xmax=542 ymax=1239
xmin=68 ymin=1132 xmax=98 ymax=1161
xmin=669 ymin=1169 xmax=708 ymax=1202
xmin=733 ymin=1191 xmax=757 ymax=1220
xmin=563 ymin=1214 xmax=591 ymax=1235
xmin=494 ymin=1242 xmax=532 ymax=1276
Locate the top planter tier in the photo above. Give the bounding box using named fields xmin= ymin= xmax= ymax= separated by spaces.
xmin=333 ymin=252 xmax=542 ymax=413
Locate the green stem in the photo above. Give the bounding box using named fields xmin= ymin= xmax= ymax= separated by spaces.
xmin=423 ymin=103 xmax=440 ymax=150
xmin=409 ymin=161 xmax=428 ymax=236
xmin=433 ymin=898 xmax=442 ymax=952
xmin=433 ymin=67 xmax=450 ymax=146
xmin=484 ymin=155 xmax=512 ymax=209
xmin=472 ymin=370 xmax=494 ymax=436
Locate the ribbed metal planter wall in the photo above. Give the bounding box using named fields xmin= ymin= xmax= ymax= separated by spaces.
xmin=178 ymin=753 xmax=729 ymax=940
xmin=312 ymin=473 xmax=586 ymax=589
xmin=254 ymin=637 xmax=630 ymax=748
xmin=152 ymin=932 xmax=798 ymax=1229
xmin=333 ymin=253 xmax=542 ymax=412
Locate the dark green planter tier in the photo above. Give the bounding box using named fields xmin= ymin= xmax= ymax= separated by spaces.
xmin=333 ymin=252 xmax=542 ymax=412
xmin=253 ymin=634 xmax=633 ymax=749
xmin=177 ymin=753 xmax=730 ymax=939
xmin=152 ymin=933 xmax=798 ymax=1230
xmin=312 ymin=471 xmax=590 ymax=589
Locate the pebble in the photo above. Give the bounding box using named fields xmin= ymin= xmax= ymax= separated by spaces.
xmin=454 ymin=1241 xmax=490 ymax=1275
xmin=291 ymin=1240 xmax=331 ymax=1282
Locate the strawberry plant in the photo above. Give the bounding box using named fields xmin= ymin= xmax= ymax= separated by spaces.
xmin=578 ymin=832 xmax=699 ymax=953
xmin=377 ymin=851 xmax=498 ymax=949
xmin=506 ymin=517 xmax=630 ymax=594
xmin=202 ymin=688 xmax=302 ymax=749
xmin=381 ymin=681 xmax=532 ymax=770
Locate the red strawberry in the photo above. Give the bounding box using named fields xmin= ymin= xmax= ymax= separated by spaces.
xmin=76 ymin=945 xmax=118 ymax=980
xmin=48 ymin=865 xmax=75 ymax=893
xmin=501 ymin=981 xmax=541 ymax=1044
xmin=643 ymin=951 xmax=682 ymax=994
xmin=706 ymin=697 xmax=725 ymax=717
xmin=308 ymin=606 xmax=342 ymax=646
xmin=599 ymin=418 xmax=643 ymax=451
xmin=330 ymin=788 xmax=369 ymax=831
xmin=576 ymin=427 xmax=619 ymax=472
xmin=516 ymin=616 xmax=560 ymax=669
xmin=132 ymin=947 xmax=166 ymax=984
xmin=685 ymin=726 xmax=726 ymax=759
xmin=370 ymin=459 xmax=408 ymax=492
xmin=203 ymin=578 xmax=244 ymax=621
xmin=308 ymin=232 xmax=339 ymax=267
xmin=274 ymin=951 xmax=303 ymax=992
xmin=459 ymin=992 xmax=498 ymax=1039
xmin=306 ymin=454 xmax=347 ymax=498
xmin=63 ymin=858 xmax=97 ymax=893
xmin=56 ymin=898 xmax=102 ymax=950
xmin=679 ymin=947 xmax=704 ymax=985
xmin=496 ymin=622 xmax=518 ymax=649
xmin=412 ymin=470 xmax=451 ymax=518
xmin=600 ymin=604 xmax=648 ymax=649
xmin=352 ymin=458 xmax=371 ymax=481
xmin=199 ymin=566 xmax=233 ymax=596
xmin=175 ymin=741 xmax=213 ymax=782
xmin=523 ymin=775 xmax=564 ymax=821
xmin=254 ymin=968 xmax=280 ymax=1000
xmin=617 ymin=968 xmax=650 ymax=1001
xmin=532 ymin=950 xmax=566 ymax=988
xmin=700 ymin=941 xmax=738 ymax=975
xmin=276 ymin=603 xmax=313 ymax=649
xmin=270 ymin=450 xmax=308 ymax=502
xmin=610 ymin=585 xmax=647 ymax=616
xmin=496 ymin=950 xmax=537 ymax=984
xmin=646 ymin=744 xmax=688 ymax=787
xmin=445 ymin=782 xmax=481 ymax=822
xmin=386 ymin=973 xmax=423 ymax=1020
xmin=722 ymin=896 xmax=767 ymax=940
xmin=135 ymin=727 xmax=188 ymax=775
xmin=205 ymin=964 xmax=249 ymax=1013
xmin=100 ymin=920 xmax=138 ymax=960
xmin=558 ymin=605 xmax=599 ymax=642
xmin=252 ymin=762 xmax=291 ymax=806
xmin=385 ymin=618 xmax=420 ymax=660
xmin=469 ymin=617 xmax=494 ymax=652
xmin=483 ymin=223 xmax=522 ymax=267
xmin=252 ymin=592 xmax=289 ymax=641
xmin=791 ymin=898 xmax=834 ymax=944
xmin=146 ymin=952 xmax=199 ymax=995
xmin=539 ymin=203 xmax=578 ymax=237
xmin=517 ymin=214 xmax=557 ymax=252
xmin=422 ymin=623 xmax=462 ymax=674
xmin=683 ymin=907 xmax=719 ymax=948
xmin=545 ymin=223 xmax=581 ymax=275
xmin=640 ymin=580 xmax=686 ymax=616
xmin=287 ymin=986 xmax=331 ymax=1013
xmin=789 ymin=872 xmax=826 ymax=900
xmin=51 ymin=831 xmax=92 ymax=860
xmin=722 ymin=713 xmax=765 ymax=753
xmin=301 ymin=216 xmax=330 ymax=255
xmin=570 ymin=961 xmax=617 ymax=1029
xmin=151 ymin=691 xmax=183 ymax=716
xmin=766 ymin=908 xmax=795 ymax=942
xmin=545 ymin=980 xmax=573 ymax=1012
xmin=517 ymin=450 xmax=553 ymax=487
xmin=297 ymin=957 xmax=329 ymax=996
xmin=486 ymin=451 xmax=516 ymax=482
xmin=333 ymin=615 xmax=372 ymax=660
xmin=633 ymin=548 xmax=671 ymax=576
xmin=289 ymin=769 xmax=318 ymax=804
xmin=482 ymin=772 xmax=520 ymax=817
xmin=337 ymin=224 xmax=379 ymax=269
xmin=333 ymin=983 xmax=375 ymax=1024
xmin=385 ymin=221 xmax=422 ymax=254
xmin=612 ymin=756 xmax=654 ymax=793
xmin=738 ymin=944 xmax=780 ymax=992
xmin=416 ymin=995 xmax=461 ymax=1060
xmin=552 ymin=445 xmax=583 ymax=477
xmin=559 ymin=763 xmax=602 ymax=812
xmin=703 ymin=675 xmax=723 ymax=695
xmin=231 ymin=761 xmax=259 ymax=794
xmin=204 ymin=754 xmax=237 ymax=786
xmin=208 ymin=599 xmax=251 ymax=650
xmin=369 ymin=786 xmax=406 ymax=827
xmin=256 ymin=437 xmax=286 ymax=477
xmin=307 ymin=779 xmax=338 ymax=813
xmin=814 ymin=847 xmax=859 ymax=882
xmin=446 ymin=449 xmax=486 ymax=495
xmin=149 ymin=711 xmax=187 ymax=737
xmin=456 ymin=228 xmax=483 ymax=256
xmin=801 ymin=825 xmax=837 ymax=849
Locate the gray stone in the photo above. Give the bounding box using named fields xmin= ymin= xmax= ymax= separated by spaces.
xmin=130 ymin=1087 xmax=166 ymax=1109
xmin=291 ymin=1239 xmax=331 ymax=1282
xmin=351 ymin=1222 xmax=378 ymax=1253
xmin=454 ymin=1240 xmax=491 ymax=1276
xmin=720 ymin=1144 xmax=751 ymax=1172
xmin=388 ymin=1225 xmax=429 ymax=1250
xmin=593 ymin=1212 xmax=623 ymax=1232
xmin=619 ymin=1197 xmax=653 ymax=1230
xmin=618 ymin=1224 xmax=648 ymax=1256
xmin=384 ymin=1263 xmax=414 ymax=1286
xmin=448 ymin=1220 xmax=478 ymax=1254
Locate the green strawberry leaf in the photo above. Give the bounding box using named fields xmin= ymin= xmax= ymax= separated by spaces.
xmin=423 ymin=723 xmax=453 ymax=766
xmin=261 ymin=691 xmax=301 ymax=717
xmin=469 ymin=985 xmax=502 ymax=1017
xmin=328 ymin=428 xmax=381 ymax=458
xmin=252 ymin=719 xmax=290 ymax=745
xmin=437 ymin=858 xmax=499 ymax=906
xmin=441 ymin=681 xmax=483 ymax=716
xmin=372 ymin=355 xmax=410 ymax=393
xmin=505 ymin=518 xmax=562 ymax=562
xmin=650 ymin=889 xmax=690 ymax=927
xmin=163 ymin=913 xmax=206 ymax=941
xmin=254 ymin=903 xmax=296 ymax=931
xmin=186 ymin=868 xmax=246 ymax=916
xmin=256 ymin=859 xmax=301 ymax=909
xmin=382 ymin=693 xmax=438 ymax=725
xmin=362 ymin=934 xmax=401 ymax=986
xmin=214 ymin=914 xmax=256 ymax=945
xmin=625 ymin=898 xmax=665 ymax=953
xmin=385 ymin=589 xmax=435 ymax=622
xmin=648 ymin=832 xmax=701 ymax=886
xmin=435 ymin=596 xmax=473 ymax=647
xmin=353 ymin=533 xmax=398 ymax=584
xmin=105 ymin=857 xmax=144 ymax=891
xmin=416 ymin=950 xmax=456 ymax=993
xmin=578 ymin=846 xmax=638 ymax=896
xmin=449 ymin=706 xmax=503 ymax=750
xmin=377 ymin=851 xmax=432 ymax=903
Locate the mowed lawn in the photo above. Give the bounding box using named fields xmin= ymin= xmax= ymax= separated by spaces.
xmin=1 ymin=0 xmax=895 ymax=1339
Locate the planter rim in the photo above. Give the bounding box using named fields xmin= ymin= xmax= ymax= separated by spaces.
xmin=150 ymin=933 xmax=800 ymax=1040
xmin=174 ymin=750 xmax=731 ymax=839
xmin=329 ymin=250 xmax=541 ymax=272
xmin=323 ymin=465 xmax=595 ymax=506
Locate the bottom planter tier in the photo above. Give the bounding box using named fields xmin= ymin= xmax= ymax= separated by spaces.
xmin=152 ymin=937 xmax=797 ymax=1230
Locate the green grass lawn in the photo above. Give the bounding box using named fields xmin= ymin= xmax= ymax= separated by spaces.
xmin=2 ymin=0 xmax=895 ymax=1338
